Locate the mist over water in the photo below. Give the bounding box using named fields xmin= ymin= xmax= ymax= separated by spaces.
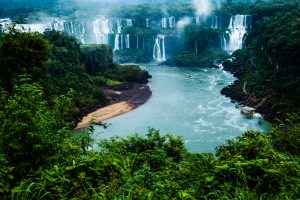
xmin=193 ymin=0 xmax=212 ymax=16
xmin=93 ymin=64 xmax=269 ymax=153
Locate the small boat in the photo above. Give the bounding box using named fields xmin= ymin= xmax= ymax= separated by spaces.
xmin=241 ymin=106 xmax=256 ymax=115
xmin=187 ymin=74 xmax=194 ymax=79
xmin=95 ymin=122 xmax=112 ymax=129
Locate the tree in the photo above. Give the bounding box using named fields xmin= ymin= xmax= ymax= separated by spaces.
xmin=0 ymin=27 xmax=48 ymax=91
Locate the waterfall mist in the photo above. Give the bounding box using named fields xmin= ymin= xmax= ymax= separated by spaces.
xmin=192 ymin=0 xmax=212 ymax=16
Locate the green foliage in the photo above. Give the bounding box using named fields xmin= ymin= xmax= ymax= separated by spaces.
xmin=0 ymin=77 xmax=72 ymax=175
xmin=114 ymin=49 xmax=151 ymax=64
xmin=107 ymin=65 xmax=151 ymax=84
xmin=268 ymin=113 xmax=300 ymax=155
xmin=0 ymin=77 xmax=299 ymax=199
xmin=0 ymin=154 xmax=14 ymax=196
xmin=43 ymin=30 xmax=108 ymax=118
xmin=183 ymin=25 xmax=220 ymax=53
xmin=3 ymin=126 xmax=299 ymax=199
xmin=166 ymin=25 xmax=226 ymax=67
xmin=167 ymin=48 xmax=227 ymax=67
xmin=216 ymin=131 xmax=299 ymax=196
xmin=80 ymin=44 xmax=114 ymax=74
xmin=0 ymin=27 xmax=48 ymax=90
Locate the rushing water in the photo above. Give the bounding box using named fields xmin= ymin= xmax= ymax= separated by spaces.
xmin=93 ymin=63 xmax=269 ymax=153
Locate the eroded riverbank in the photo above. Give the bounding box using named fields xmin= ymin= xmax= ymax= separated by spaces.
xmin=75 ymin=83 xmax=152 ymax=130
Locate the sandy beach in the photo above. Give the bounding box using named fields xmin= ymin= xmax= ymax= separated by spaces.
xmin=75 ymin=83 xmax=152 ymax=130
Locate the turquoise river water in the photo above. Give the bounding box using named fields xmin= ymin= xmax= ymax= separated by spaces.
xmin=93 ymin=63 xmax=270 ymax=153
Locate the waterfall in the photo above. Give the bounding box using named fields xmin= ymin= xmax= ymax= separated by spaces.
xmin=211 ymin=16 xmax=220 ymax=29
xmin=79 ymin=22 xmax=85 ymax=44
xmin=153 ymin=35 xmax=166 ymax=62
xmin=114 ymin=22 xmax=122 ymax=51
xmin=153 ymin=37 xmax=162 ymax=62
xmin=161 ymin=35 xmax=166 ymax=61
xmin=108 ymin=20 xmax=114 ymax=33
xmin=121 ymin=34 xmax=124 ymax=49
xmin=196 ymin=16 xmax=200 ymax=25
xmin=117 ymin=19 xmax=122 ymax=30
xmin=52 ymin=19 xmax=64 ymax=31
xmin=125 ymin=34 xmax=130 ymax=49
xmin=0 ymin=18 xmax=11 ymax=33
xmin=57 ymin=21 xmax=86 ymax=44
xmin=169 ymin=17 xmax=176 ymax=28
xmin=114 ymin=34 xmax=120 ymax=51
xmin=146 ymin=18 xmax=149 ymax=28
xmin=224 ymin=15 xmax=250 ymax=54
xmin=126 ymin=19 xmax=133 ymax=27
xmin=70 ymin=21 xmax=74 ymax=34
xmin=136 ymin=35 xmax=139 ymax=49
xmin=195 ymin=16 xmax=207 ymax=26
xmin=162 ymin=18 xmax=167 ymax=29
xmin=92 ymin=19 xmax=110 ymax=44
xmin=220 ymin=33 xmax=227 ymax=50
xmin=0 ymin=18 xmax=11 ymax=26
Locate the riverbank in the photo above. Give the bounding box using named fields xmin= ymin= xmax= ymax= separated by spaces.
xmin=220 ymin=60 xmax=283 ymax=123
xmin=75 ymin=83 xmax=152 ymax=130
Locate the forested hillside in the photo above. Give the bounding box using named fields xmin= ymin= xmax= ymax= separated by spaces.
xmin=221 ymin=1 xmax=300 ymax=121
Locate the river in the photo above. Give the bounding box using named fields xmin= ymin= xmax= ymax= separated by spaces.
xmin=93 ymin=63 xmax=269 ymax=153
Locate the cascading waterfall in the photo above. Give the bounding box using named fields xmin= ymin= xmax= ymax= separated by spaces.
xmin=196 ymin=16 xmax=200 ymax=25
xmin=0 ymin=18 xmax=11 ymax=33
xmin=0 ymin=18 xmax=11 ymax=26
xmin=121 ymin=34 xmax=124 ymax=49
xmin=169 ymin=17 xmax=176 ymax=28
xmin=211 ymin=16 xmax=220 ymax=29
xmin=136 ymin=35 xmax=139 ymax=49
xmin=114 ymin=34 xmax=120 ymax=51
xmin=114 ymin=21 xmax=122 ymax=51
xmin=70 ymin=21 xmax=74 ymax=34
xmin=223 ymin=15 xmax=251 ymax=54
xmin=153 ymin=37 xmax=162 ymax=62
xmin=195 ymin=16 xmax=207 ymax=26
xmin=126 ymin=19 xmax=133 ymax=27
xmin=146 ymin=18 xmax=149 ymax=28
xmin=52 ymin=19 xmax=64 ymax=31
xmin=220 ymin=33 xmax=227 ymax=50
xmin=161 ymin=35 xmax=166 ymax=61
xmin=92 ymin=19 xmax=110 ymax=44
xmin=116 ymin=19 xmax=122 ymax=30
xmin=153 ymin=35 xmax=166 ymax=62
xmin=162 ymin=18 xmax=167 ymax=29
xmin=108 ymin=20 xmax=114 ymax=33
xmin=79 ymin=22 xmax=86 ymax=44
xmin=125 ymin=34 xmax=130 ymax=49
